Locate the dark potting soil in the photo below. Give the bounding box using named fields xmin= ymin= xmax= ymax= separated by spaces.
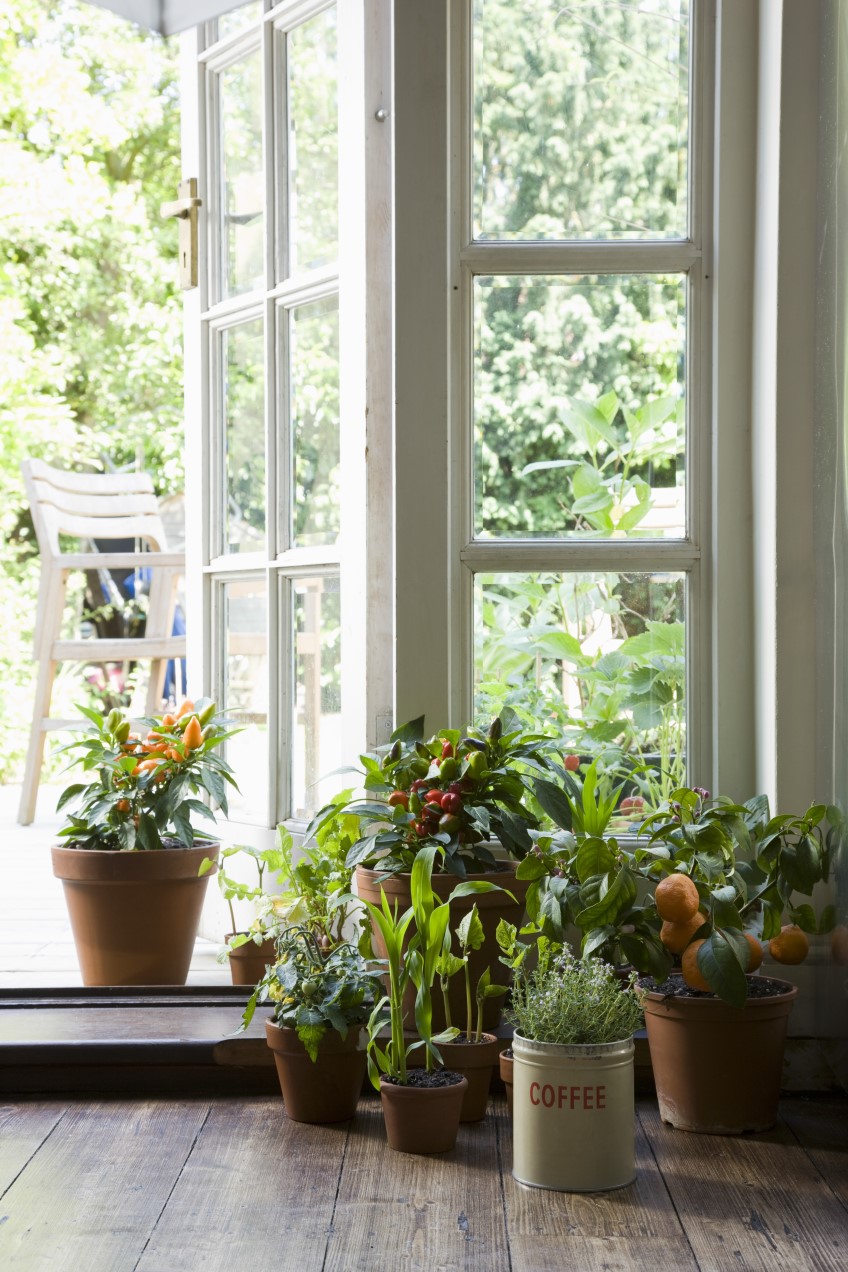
xmin=384 ymin=1069 xmax=464 ymax=1089
xmin=641 ymin=973 xmax=792 ymax=1000
xmin=449 ymin=1034 xmax=491 ymax=1045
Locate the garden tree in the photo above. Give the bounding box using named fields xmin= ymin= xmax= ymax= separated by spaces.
xmin=0 ymin=0 xmax=182 ymax=778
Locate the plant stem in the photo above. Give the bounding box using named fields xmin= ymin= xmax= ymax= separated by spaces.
xmin=465 ymin=960 xmax=473 ymax=1040
xmin=442 ymin=980 xmax=452 ymax=1030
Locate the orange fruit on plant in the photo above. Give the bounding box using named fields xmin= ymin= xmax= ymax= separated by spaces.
xmin=743 ymin=932 xmax=763 ymax=972
xmin=768 ymin=924 xmax=809 ymax=965
xmin=655 ymin=873 xmax=701 ymax=923
xmin=681 ymin=939 xmax=712 ymax=992
xmin=182 ymin=715 xmax=203 ymax=751
xmin=161 ymin=713 xmax=176 ymax=728
xmin=116 ymin=799 xmax=130 ymax=813
xmin=176 ymin=699 xmax=195 ymax=719
xmin=660 ymin=911 xmax=705 ymax=954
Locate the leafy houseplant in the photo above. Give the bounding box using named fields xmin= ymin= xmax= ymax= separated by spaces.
xmin=200 ymin=842 xmax=287 ymax=986
xmin=243 ymin=926 xmax=380 ymax=1124
xmin=51 ymin=699 xmax=240 ymax=986
xmin=507 ymin=950 xmax=645 ymax=1193
xmin=362 ymin=849 xmax=473 ymax=1154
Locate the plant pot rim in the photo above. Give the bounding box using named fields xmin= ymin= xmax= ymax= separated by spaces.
xmin=52 ymin=841 xmax=219 ymax=883
xmin=379 ymin=1071 xmax=468 ymax=1093
xmin=642 ymin=974 xmax=798 ymax=1009
xmin=512 ymin=1031 xmax=635 ymax=1060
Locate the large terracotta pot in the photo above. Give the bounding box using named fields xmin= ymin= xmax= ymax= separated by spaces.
xmin=226 ymin=933 xmax=277 ymax=986
xmin=512 ymin=1033 xmax=636 ymax=1192
xmin=265 ymin=1021 xmax=367 ymax=1123
xmin=379 ymin=1072 xmax=468 ymax=1153
xmin=51 ymin=843 xmax=219 ymax=986
xmin=643 ymin=975 xmax=797 ymax=1134
xmin=356 ymin=863 xmax=528 ymax=1031
xmin=438 ymin=1033 xmax=499 ymax=1122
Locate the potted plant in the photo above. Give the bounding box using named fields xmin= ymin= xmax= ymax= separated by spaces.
xmin=310 ymin=713 xmax=556 ymax=1029
xmin=52 ymin=699 xmax=239 ymax=986
xmin=199 ymin=843 xmax=286 ymax=985
xmin=434 ymin=904 xmax=507 ymax=1121
xmin=363 ymin=848 xmax=468 ymax=1154
xmin=507 ymin=947 xmax=645 ymax=1192
xmin=633 ymin=787 xmax=833 ymax=1134
xmin=240 ymin=925 xmax=380 ymax=1123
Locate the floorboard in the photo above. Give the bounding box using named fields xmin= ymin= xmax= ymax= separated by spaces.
xmin=0 ymin=1100 xmax=210 ymax=1272
xmin=779 ymin=1097 xmax=848 ymax=1212
xmin=639 ymin=1100 xmax=848 ymax=1272
xmin=325 ymin=1095 xmax=510 ymax=1271
xmin=136 ymin=1096 xmax=348 ymax=1271
xmin=498 ymin=1100 xmax=699 ymax=1272
xmin=0 ymin=1101 xmax=67 ymax=1195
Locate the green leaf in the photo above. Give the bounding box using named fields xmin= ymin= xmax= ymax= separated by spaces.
xmin=391 ymin=716 xmax=426 ymax=743
xmin=575 ymin=837 xmax=615 ymax=883
xmin=574 ymin=867 xmax=637 ymax=931
xmin=697 ymin=930 xmax=749 ymax=1006
xmin=457 ymin=904 xmax=485 ymax=952
xmin=533 ymin=779 xmax=573 ymax=830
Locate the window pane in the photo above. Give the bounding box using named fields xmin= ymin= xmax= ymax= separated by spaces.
xmin=215 ymin=2 xmax=262 ymax=43
xmin=474 ymin=571 xmax=685 ymax=804
xmin=222 ymin=578 xmax=268 ymax=824
xmin=474 ymin=275 xmax=685 ymax=539
xmin=221 ymin=317 xmax=265 ymax=554
xmin=289 ymin=296 xmax=340 ymax=547
xmin=291 ymin=576 xmax=342 ymax=818
xmin=287 ymin=7 xmax=338 ymax=274
xmin=473 ymin=0 xmax=690 ymax=240
xmin=217 ymin=49 xmax=264 ymax=297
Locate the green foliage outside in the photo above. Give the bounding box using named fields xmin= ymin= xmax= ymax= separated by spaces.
xmin=0 ymin=0 xmax=182 ymax=779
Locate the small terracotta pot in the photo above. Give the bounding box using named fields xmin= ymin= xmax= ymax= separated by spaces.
xmin=499 ymin=1048 xmax=514 ymax=1119
xmin=357 ymin=864 xmax=528 ymax=1030
xmin=438 ymin=1034 xmax=499 ymax=1121
xmin=379 ymin=1072 xmax=468 ymax=1153
xmin=643 ymin=975 xmax=798 ymax=1134
xmin=265 ymin=1021 xmax=367 ymax=1123
xmin=51 ymin=843 xmax=218 ymax=986
xmin=226 ymin=934 xmax=277 ymax=986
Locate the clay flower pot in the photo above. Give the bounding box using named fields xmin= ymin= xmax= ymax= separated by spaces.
xmin=379 ymin=1071 xmax=468 ymax=1154
xmin=225 ymin=933 xmax=277 ymax=986
xmin=265 ymin=1021 xmax=368 ymax=1123
xmin=51 ymin=842 xmax=219 ymax=986
xmin=357 ymin=864 xmax=528 ymax=1030
xmin=499 ymin=1047 xmax=514 ymax=1119
xmin=438 ymin=1033 xmax=499 ymax=1122
xmin=643 ymin=974 xmax=798 ymax=1134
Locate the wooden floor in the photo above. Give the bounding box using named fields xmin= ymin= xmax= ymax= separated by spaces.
xmin=0 ymin=1095 xmax=846 ymax=1271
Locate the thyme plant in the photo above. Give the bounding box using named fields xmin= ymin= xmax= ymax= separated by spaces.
xmin=506 ymin=950 xmax=645 ymax=1046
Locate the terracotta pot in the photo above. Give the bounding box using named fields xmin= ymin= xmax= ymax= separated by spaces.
xmin=356 ymin=863 xmax=528 ymax=1030
xmin=643 ymin=975 xmax=798 ymax=1134
xmin=265 ymin=1021 xmax=367 ymax=1123
xmin=438 ymin=1033 xmax=499 ymax=1122
xmin=226 ymin=934 xmax=277 ymax=986
xmin=379 ymin=1072 xmax=468 ymax=1153
xmin=499 ymin=1048 xmax=514 ymax=1119
xmin=51 ymin=843 xmax=218 ymax=986
xmin=512 ymin=1032 xmax=636 ymax=1192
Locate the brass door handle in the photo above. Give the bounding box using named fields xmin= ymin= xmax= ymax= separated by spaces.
xmin=160 ymin=195 xmax=202 ymax=220
xmin=161 ymin=178 xmax=200 ymax=290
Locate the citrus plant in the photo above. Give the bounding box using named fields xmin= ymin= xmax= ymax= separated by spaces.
xmin=56 ymin=699 xmax=239 ymax=850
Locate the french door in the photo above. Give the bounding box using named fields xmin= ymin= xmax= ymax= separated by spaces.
xmin=180 ymin=0 xmax=392 ymax=844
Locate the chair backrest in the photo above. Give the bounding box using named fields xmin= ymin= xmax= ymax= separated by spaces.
xmin=22 ymin=459 xmax=170 ymax=558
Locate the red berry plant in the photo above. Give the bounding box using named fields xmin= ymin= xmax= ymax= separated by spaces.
xmin=307 ymin=716 xmax=558 ymax=879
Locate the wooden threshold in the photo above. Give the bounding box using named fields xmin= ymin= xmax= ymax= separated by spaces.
xmin=0 ymin=985 xmax=279 ymax=1096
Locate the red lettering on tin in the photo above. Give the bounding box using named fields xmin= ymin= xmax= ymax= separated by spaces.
xmin=542 ymin=1085 xmax=555 ymax=1108
xmin=530 ymin=1082 xmax=540 ymax=1106
xmin=597 ymin=1085 xmax=606 ymax=1109
xmin=570 ymin=1086 xmax=580 ymax=1108
xmin=583 ymin=1086 xmax=594 ymax=1110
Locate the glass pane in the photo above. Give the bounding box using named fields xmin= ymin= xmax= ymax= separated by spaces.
xmin=474 ymin=571 xmax=686 ymax=809
xmin=221 ymin=318 xmax=265 ymax=554
xmin=474 ymin=275 xmax=685 ymax=539
xmin=217 ymin=49 xmax=264 ymax=298
xmin=473 ymin=0 xmax=689 ymax=240
xmin=287 ymin=7 xmax=338 ymax=274
xmin=289 ymin=296 xmax=340 ymax=547
xmin=215 ymin=2 xmax=262 ymax=43
xmin=222 ymin=578 xmax=268 ymax=824
xmin=291 ymin=576 xmax=342 ymax=818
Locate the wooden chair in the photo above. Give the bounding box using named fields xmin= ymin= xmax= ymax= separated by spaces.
xmin=18 ymin=460 xmax=187 ymax=825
